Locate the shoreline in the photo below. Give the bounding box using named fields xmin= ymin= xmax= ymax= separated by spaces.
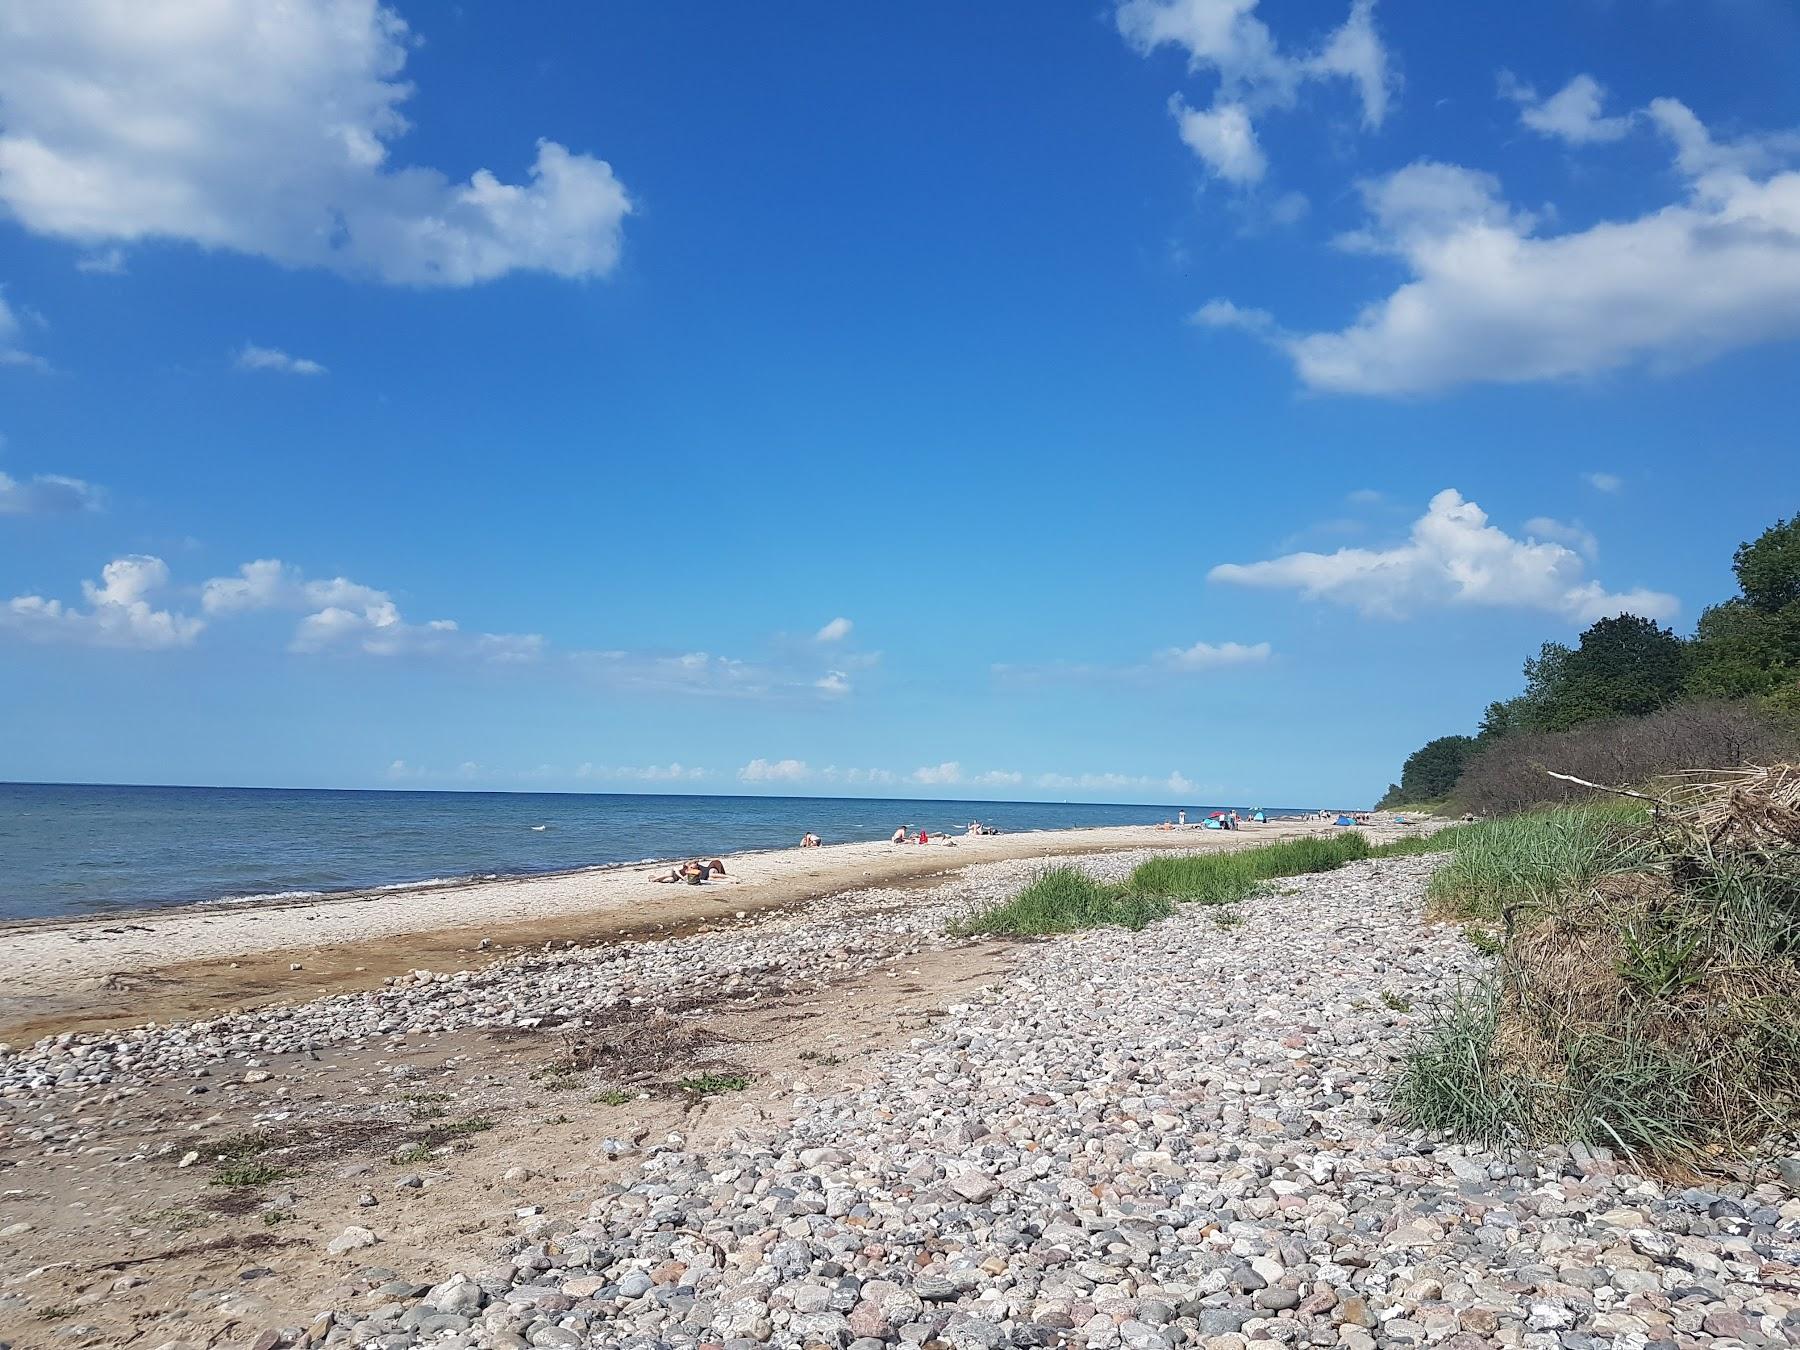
xmin=0 ymin=818 xmax=1375 ymax=1044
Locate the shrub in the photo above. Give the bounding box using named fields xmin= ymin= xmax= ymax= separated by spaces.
xmin=1395 ymin=772 xmax=1800 ymax=1169
xmin=957 ymin=867 xmax=1173 ymax=935
xmin=1451 ymin=700 xmax=1798 ymax=817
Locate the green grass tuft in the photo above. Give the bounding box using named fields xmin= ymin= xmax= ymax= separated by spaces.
xmin=1128 ymin=833 xmax=1374 ymax=906
xmin=1426 ymin=802 xmax=1650 ymax=921
xmin=955 ymin=867 xmax=1173 ymax=936
xmin=210 ymin=1160 xmax=289 ymax=1188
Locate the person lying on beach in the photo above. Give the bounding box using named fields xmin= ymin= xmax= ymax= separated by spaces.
xmin=800 ymin=832 xmax=821 ymax=848
xmin=652 ymin=857 xmax=729 ymax=884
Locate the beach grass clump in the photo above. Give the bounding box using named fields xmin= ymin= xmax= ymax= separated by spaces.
xmin=1395 ymin=771 xmax=1800 ymax=1169
xmin=955 ymin=867 xmax=1173 ymax=936
xmin=1426 ymin=801 xmax=1650 ymax=922
xmin=1369 ymin=827 xmax=1466 ymax=858
xmin=210 ymin=1160 xmax=290 ymax=1189
xmin=1128 ymin=833 xmax=1373 ymax=905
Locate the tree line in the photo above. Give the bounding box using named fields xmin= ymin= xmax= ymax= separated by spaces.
xmin=1376 ymin=513 xmax=1800 ymax=809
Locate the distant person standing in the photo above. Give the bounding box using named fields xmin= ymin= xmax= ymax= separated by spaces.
xmin=1177 ymin=810 xmax=1186 ymax=826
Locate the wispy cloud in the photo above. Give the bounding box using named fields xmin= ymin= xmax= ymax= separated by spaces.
xmin=815 ymin=616 xmax=853 ymax=642
xmin=1584 ymin=471 xmax=1623 ymax=493
xmin=738 ymin=757 xmax=812 ymax=784
xmin=0 ymin=469 xmax=100 ymax=515
xmin=1499 ymin=71 xmax=1633 ymax=145
xmin=1210 ymin=488 xmax=1675 ymax=622
xmin=235 ymin=344 xmax=327 ymax=376
xmin=0 ymin=287 xmax=49 ymax=371
xmin=1116 ymin=0 xmax=1392 ymax=187
xmin=203 ymin=558 xmax=542 ymax=661
xmin=997 ymin=637 xmax=1272 ymax=686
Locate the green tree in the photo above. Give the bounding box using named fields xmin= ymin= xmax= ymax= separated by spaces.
xmin=1688 ymin=515 xmax=1800 ymax=701
xmin=1529 ymin=615 xmax=1688 ymax=731
xmin=1397 ymin=734 xmax=1478 ymax=802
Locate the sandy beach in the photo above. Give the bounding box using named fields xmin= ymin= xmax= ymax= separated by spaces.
xmin=0 ymin=819 xmax=1347 ymax=1043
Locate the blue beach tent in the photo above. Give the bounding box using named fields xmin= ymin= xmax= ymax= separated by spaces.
xmin=1334 ymin=814 xmax=1355 ymax=826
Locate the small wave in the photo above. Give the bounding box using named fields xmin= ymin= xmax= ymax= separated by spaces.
xmin=531 ymin=824 xmax=548 ymax=831
xmin=219 ymin=888 xmax=324 ymax=905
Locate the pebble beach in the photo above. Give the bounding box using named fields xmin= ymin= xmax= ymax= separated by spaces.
xmin=0 ymin=834 xmax=1795 ymax=1350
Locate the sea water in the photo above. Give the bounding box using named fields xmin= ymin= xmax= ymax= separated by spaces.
xmin=0 ymin=783 xmax=1311 ymax=921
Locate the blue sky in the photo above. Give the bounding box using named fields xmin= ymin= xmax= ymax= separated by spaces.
xmin=2 ymin=0 xmax=1797 ymax=806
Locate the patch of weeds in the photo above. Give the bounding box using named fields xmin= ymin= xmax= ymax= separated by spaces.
xmin=1617 ymin=922 xmax=1705 ymax=998
xmin=590 ymin=1089 xmax=635 ymax=1106
xmin=1381 ymin=991 xmax=1414 ymax=1013
xmin=1462 ymin=924 xmax=1504 ymax=957
xmin=392 ymin=1143 xmax=432 ymax=1164
xmin=403 ymin=1090 xmax=451 ymax=1103
xmin=408 ymin=1102 xmax=448 ymax=1121
xmin=212 ymin=1130 xmax=278 ymax=1162
xmin=798 ymin=1050 xmax=844 ymax=1066
xmin=138 ymin=1206 xmax=210 ymax=1234
xmin=262 ymin=1209 xmax=293 ymax=1226
xmin=1213 ymin=907 xmax=1244 ymax=930
xmin=531 ymin=1063 xmax=583 ymax=1091
xmin=34 ymin=1305 xmax=79 ymax=1322
xmin=543 ymin=1113 xmax=572 ymax=1125
xmin=428 ymin=1116 xmax=495 ymax=1139
xmin=677 ymin=1072 xmax=750 ymax=1095
xmin=210 ymin=1160 xmax=290 ymax=1188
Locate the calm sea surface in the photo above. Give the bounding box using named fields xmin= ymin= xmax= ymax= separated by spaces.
xmin=0 ymin=783 xmax=1312 ymax=921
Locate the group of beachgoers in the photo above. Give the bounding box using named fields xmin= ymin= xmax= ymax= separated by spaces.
xmin=1153 ymin=809 xmax=1267 ymax=831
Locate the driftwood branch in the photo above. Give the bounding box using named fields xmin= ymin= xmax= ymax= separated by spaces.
xmin=1541 ymin=769 xmax=1667 ymax=807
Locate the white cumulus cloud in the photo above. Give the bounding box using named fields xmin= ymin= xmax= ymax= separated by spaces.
xmin=1196 ymin=99 xmax=1800 ymax=394
xmin=814 ymin=670 xmax=851 ymax=696
xmin=2 ymin=554 xmax=203 ymax=649
xmin=236 ymin=344 xmax=327 ymax=376
xmin=0 ymin=1 xmax=631 ymax=286
xmin=1209 ymin=488 xmax=1677 ymax=623
xmin=815 ymin=617 xmax=853 ymax=642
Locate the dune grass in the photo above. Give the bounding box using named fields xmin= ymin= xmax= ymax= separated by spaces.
xmin=1369 ymin=827 xmax=1466 ymax=858
xmin=1425 ymin=801 xmax=1650 ymax=922
xmin=1395 ymin=785 xmax=1800 ymax=1168
xmin=1127 ymin=832 xmax=1375 ymax=905
xmin=955 ymin=866 xmax=1173 ymax=936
